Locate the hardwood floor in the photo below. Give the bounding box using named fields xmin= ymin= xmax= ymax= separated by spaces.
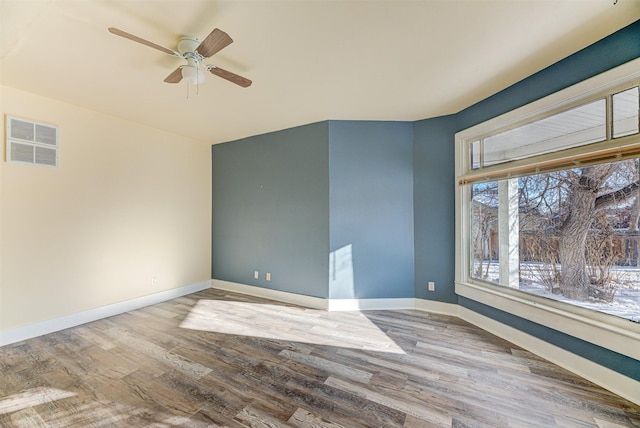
xmin=1 ymin=288 xmax=638 ymax=427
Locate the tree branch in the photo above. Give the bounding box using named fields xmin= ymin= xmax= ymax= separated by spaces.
xmin=594 ymin=181 xmax=640 ymax=210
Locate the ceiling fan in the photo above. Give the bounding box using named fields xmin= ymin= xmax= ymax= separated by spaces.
xmin=108 ymin=26 xmax=252 ymax=88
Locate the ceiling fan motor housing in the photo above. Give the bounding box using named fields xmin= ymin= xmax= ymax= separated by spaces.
xmin=178 ymin=36 xmax=205 ymax=84
xmin=178 ymin=36 xmax=201 ymax=56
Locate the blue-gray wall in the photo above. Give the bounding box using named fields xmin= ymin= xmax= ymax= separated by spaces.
xmin=211 ymin=122 xmax=330 ymax=298
xmin=328 ymin=121 xmax=414 ymax=299
xmin=212 ymin=120 xmax=415 ymax=300
xmin=413 ymin=115 xmax=458 ymax=303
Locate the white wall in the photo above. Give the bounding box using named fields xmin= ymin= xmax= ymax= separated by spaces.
xmin=0 ymin=86 xmax=211 ymax=332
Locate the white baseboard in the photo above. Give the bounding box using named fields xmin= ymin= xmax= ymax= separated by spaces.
xmin=211 ymin=281 xmax=458 ymax=314
xmin=0 ymin=281 xmax=211 ymax=347
xmin=458 ymin=306 xmax=640 ymax=406
xmin=414 ymin=298 xmax=459 ymax=316
xmin=327 ymin=298 xmax=416 ymax=311
xmin=211 ymin=279 xmax=328 ymax=310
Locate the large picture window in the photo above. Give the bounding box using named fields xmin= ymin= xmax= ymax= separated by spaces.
xmin=471 ymin=159 xmax=639 ymax=321
xmin=456 ymin=60 xmax=640 ymax=330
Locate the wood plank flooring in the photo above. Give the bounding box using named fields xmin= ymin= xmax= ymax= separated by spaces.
xmin=1 ymin=288 xmax=639 ymax=427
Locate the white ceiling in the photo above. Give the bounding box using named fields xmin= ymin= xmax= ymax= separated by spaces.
xmin=1 ymin=0 xmax=639 ymax=144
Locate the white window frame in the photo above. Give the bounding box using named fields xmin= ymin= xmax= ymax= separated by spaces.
xmin=455 ymin=58 xmax=640 ymax=362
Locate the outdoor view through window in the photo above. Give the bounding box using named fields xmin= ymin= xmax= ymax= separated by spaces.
xmin=467 ymin=85 xmax=640 ymax=323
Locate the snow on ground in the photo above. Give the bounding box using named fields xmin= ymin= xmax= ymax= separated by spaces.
xmin=475 ymin=262 xmax=640 ymax=322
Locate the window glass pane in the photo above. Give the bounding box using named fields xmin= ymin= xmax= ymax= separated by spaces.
xmin=470 ymin=159 xmax=640 ymax=322
xmin=471 ymin=182 xmax=499 ymax=283
xmin=483 ymin=99 xmax=606 ymax=166
xmin=470 ymin=140 xmax=480 ymax=169
xmin=613 ymin=87 xmax=639 ymax=138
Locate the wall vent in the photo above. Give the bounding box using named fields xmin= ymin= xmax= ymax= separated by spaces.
xmin=6 ymin=116 xmax=59 ymax=167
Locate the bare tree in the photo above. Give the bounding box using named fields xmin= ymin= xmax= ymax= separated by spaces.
xmin=551 ymin=161 xmax=638 ymax=300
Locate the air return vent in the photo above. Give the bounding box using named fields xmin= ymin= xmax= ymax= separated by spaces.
xmin=6 ymin=116 xmax=59 ymax=167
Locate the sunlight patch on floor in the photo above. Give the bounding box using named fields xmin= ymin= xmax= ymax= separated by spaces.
xmin=179 ymin=300 xmax=406 ymax=354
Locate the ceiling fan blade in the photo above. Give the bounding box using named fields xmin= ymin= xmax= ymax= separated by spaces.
xmin=196 ymin=28 xmax=233 ymax=58
xmin=207 ymin=66 xmax=252 ymax=88
xmin=108 ymin=27 xmax=180 ymax=57
xmin=164 ymin=67 xmax=184 ymax=83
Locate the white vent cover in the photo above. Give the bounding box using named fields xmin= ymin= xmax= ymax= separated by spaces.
xmin=6 ymin=116 xmax=59 ymax=167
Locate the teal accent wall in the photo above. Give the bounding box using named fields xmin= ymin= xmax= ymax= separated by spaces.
xmin=211 ymin=122 xmax=330 ymax=298
xmin=413 ymin=115 xmax=458 ymax=303
xmin=212 ymin=120 xmax=415 ymax=300
xmin=328 ymin=121 xmax=414 ymax=299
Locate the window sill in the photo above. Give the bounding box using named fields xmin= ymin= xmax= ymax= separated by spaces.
xmin=455 ymin=280 xmax=640 ymax=361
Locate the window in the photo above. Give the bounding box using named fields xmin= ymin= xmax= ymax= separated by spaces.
xmin=480 ymin=98 xmax=607 ymax=168
xmin=6 ymin=116 xmax=59 ymax=167
xmin=613 ymin=86 xmax=640 ymax=138
xmin=456 ymin=58 xmax=640 ymax=344
xmin=470 ymin=159 xmax=639 ymax=321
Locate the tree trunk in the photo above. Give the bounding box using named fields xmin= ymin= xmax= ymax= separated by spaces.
xmin=552 ymin=163 xmax=638 ymax=300
xmin=558 ymin=179 xmax=596 ymax=300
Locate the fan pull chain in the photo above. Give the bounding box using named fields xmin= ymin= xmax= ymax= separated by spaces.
xmin=184 ymin=78 xmax=200 ymax=100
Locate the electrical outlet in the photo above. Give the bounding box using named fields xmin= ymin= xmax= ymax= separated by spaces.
xmin=428 ymin=281 xmax=435 ymax=291
xmin=266 ymin=272 xmax=271 ymax=281
xmin=254 ymin=271 xmax=259 ymax=279
xmin=151 ymin=276 xmax=158 ymax=286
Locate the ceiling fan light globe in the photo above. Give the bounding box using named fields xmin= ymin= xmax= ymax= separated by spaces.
xmin=182 ymin=66 xmax=205 ymax=85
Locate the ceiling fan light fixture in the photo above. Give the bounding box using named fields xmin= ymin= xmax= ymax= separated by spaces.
xmin=182 ymin=65 xmax=205 ymax=85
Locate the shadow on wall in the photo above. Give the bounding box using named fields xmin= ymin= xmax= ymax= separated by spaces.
xmin=329 ymin=244 xmax=354 ymax=299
